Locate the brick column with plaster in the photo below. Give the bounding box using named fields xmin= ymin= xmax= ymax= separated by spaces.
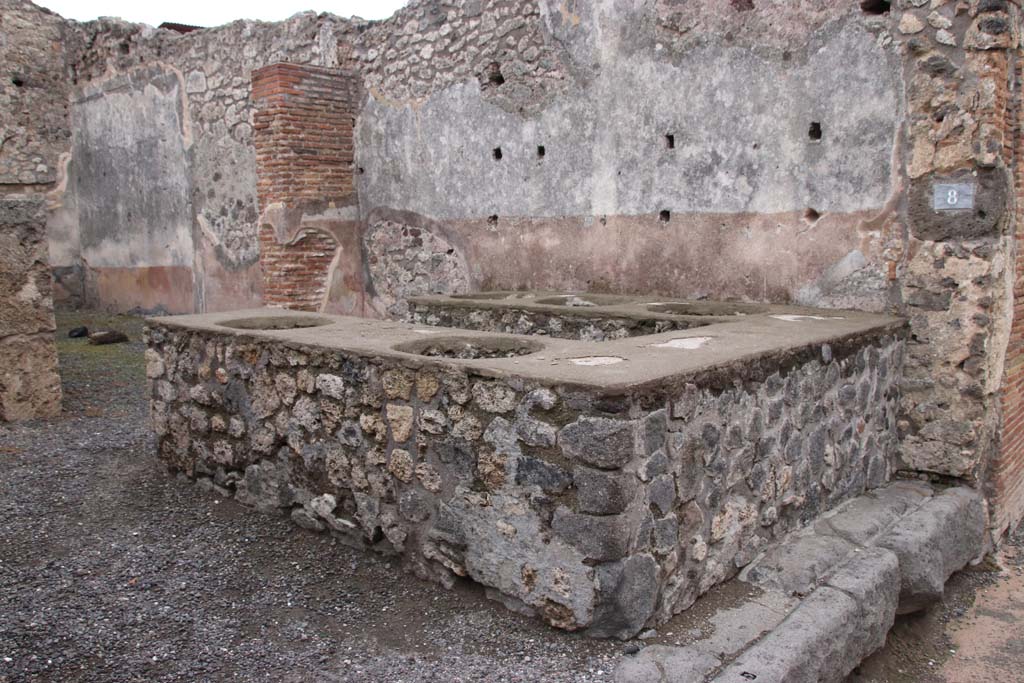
xmin=252 ymin=63 xmax=363 ymax=313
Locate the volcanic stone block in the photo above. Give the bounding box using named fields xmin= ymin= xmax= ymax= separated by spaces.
xmin=575 ymin=466 xmax=637 ymax=514
xmin=588 ymin=554 xmax=660 ymax=640
xmin=559 ymin=416 xmax=636 ymax=469
xmin=552 ymin=507 xmax=633 ymax=561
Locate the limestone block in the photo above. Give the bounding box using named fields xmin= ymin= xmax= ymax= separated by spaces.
xmin=711 ymin=587 xmax=864 ymax=683
xmin=740 ymin=529 xmax=857 ymax=596
xmin=823 ymin=547 xmax=901 ymax=665
xmin=615 ymin=645 xmax=720 ymax=683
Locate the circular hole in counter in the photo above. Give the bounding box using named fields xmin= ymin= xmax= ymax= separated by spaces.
xmin=646 ymin=302 xmax=768 ymax=316
xmin=535 ymin=294 xmax=634 ymax=307
xmin=393 ymin=336 xmax=543 ymax=360
xmin=218 ymin=316 xmax=334 ymax=330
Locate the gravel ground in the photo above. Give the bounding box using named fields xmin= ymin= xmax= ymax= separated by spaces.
xmin=0 ymin=313 xmax=621 ymax=683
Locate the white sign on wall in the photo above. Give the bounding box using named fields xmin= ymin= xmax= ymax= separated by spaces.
xmin=932 ymin=183 xmax=976 ymax=211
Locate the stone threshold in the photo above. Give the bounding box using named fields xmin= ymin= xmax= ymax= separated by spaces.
xmin=614 ymin=481 xmax=989 ymax=683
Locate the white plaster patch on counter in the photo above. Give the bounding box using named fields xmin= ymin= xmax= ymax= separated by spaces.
xmin=568 ymin=356 xmax=626 ymax=366
xmin=652 ymin=337 xmax=713 ymax=350
xmin=771 ymin=314 xmax=845 ymax=322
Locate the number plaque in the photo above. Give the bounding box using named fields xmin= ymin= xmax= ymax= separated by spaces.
xmin=933 ymin=182 xmax=975 ymax=211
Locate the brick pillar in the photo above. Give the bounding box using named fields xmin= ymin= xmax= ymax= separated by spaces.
xmin=252 ymin=63 xmax=362 ymax=312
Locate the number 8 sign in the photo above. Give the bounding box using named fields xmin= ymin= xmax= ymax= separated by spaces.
xmin=933 ymin=183 xmax=975 ymax=211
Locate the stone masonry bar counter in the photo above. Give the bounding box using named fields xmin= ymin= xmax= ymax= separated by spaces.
xmin=146 ymin=301 xmax=906 ymax=638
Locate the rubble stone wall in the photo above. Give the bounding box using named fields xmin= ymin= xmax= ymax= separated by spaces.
xmin=890 ymin=0 xmax=1021 ymax=538
xmin=0 ymin=0 xmax=73 ymax=190
xmin=353 ymin=0 xmax=1022 ymax=536
xmin=349 ymin=0 xmax=1023 ymax=533
xmin=147 ymin=321 xmax=903 ymax=637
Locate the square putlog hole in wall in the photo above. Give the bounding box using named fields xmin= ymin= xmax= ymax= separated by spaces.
xmin=487 ymin=62 xmax=505 ymax=87
xmin=659 ymin=210 xmax=671 ymax=223
xmin=665 ymin=134 xmax=675 ymax=150
xmin=537 ymin=145 xmax=545 ymax=159
xmin=808 ymin=122 xmax=822 ymax=142
xmin=493 ymin=147 xmax=503 ymax=161
xmin=859 ymin=0 xmax=890 ymax=14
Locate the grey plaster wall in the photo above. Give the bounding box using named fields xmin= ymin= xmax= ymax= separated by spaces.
xmin=356 ymin=7 xmax=900 ymax=220
xmin=73 ymin=67 xmax=194 ymax=272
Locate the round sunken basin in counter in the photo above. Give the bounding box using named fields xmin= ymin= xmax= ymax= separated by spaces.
xmin=646 ymin=302 xmax=768 ymax=317
xmin=534 ymin=294 xmax=636 ymax=307
xmin=217 ymin=315 xmax=335 ymax=330
xmin=393 ymin=335 xmax=544 ymax=360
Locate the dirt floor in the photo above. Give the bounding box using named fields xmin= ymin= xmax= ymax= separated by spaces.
xmin=1 ymin=311 xmax=1021 ymax=683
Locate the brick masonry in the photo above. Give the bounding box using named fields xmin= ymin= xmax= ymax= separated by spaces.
xmin=252 ymin=63 xmax=360 ymax=312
